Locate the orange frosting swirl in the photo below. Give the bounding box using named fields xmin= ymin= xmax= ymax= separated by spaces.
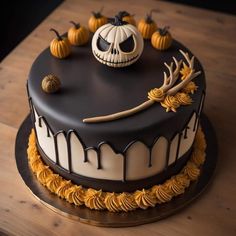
xmin=104 ymin=193 xmax=122 ymax=212
xmin=65 ymin=185 xmax=85 ymax=206
xmin=194 ymin=127 xmax=207 ymax=151
xmin=27 ymin=129 xmax=36 ymax=147
xmin=148 ymin=88 xmax=165 ymax=102
xmin=134 ymin=189 xmax=157 ymax=209
xmin=164 ymin=174 xmax=190 ymax=196
xmin=191 ymin=149 xmax=206 ymax=167
xmin=182 ymin=162 xmax=200 ymax=181
xmin=175 ymin=173 xmax=191 ymax=188
xmin=84 ymin=189 xmax=106 ymax=210
xmin=36 ymin=166 xmax=52 ymax=185
xmin=56 ymin=180 xmax=73 ymax=198
xmin=46 ymin=174 xmax=63 ymax=193
xmin=117 ymin=192 xmax=138 ymax=212
xmin=161 ymin=95 xmax=180 ymax=112
xmin=164 ymin=178 xmax=185 ymax=196
xmin=30 ymin=153 xmax=41 ymax=163
xmin=30 ymin=158 xmax=44 ymax=172
xmin=151 ymin=185 xmax=173 ymax=203
xmin=174 ymin=92 xmax=192 ymax=105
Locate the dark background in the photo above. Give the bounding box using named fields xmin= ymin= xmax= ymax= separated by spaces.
xmin=1 ymin=0 xmax=235 ymax=61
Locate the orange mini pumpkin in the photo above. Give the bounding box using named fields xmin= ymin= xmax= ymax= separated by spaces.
xmin=68 ymin=21 xmax=89 ymax=46
xmin=138 ymin=10 xmax=157 ymax=39
xmin=50 ymin=28 xmax=71 ymax=59
xmin=119 ymin=11 xmax=136 ymax=26
xmin=151 ymin=26 xmax=173 ymax=50
xmin=88 ymin=7 xmax=108 ymax=33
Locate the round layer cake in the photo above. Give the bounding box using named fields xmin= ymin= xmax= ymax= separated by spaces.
xmin=27 ymin=36 xmax=205 ymax=192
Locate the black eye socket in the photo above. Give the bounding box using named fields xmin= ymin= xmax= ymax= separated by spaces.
xmin=119 ymin=35 xmax=135 ymax=53
xmin=97 ymin=36 xmax=111 ymax=51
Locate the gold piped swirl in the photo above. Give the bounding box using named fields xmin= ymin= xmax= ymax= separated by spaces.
xmin=164 ymin=174 xmax=190 ymax=196
xmin=151 ymin=185 xmax=173 ymax=203
xmin=182 ymin=81 xmax=198 ymax=94
xmin=180 ymin=63 xmax=192 ymax=80
xmin=65 ymin=185 xmax=85 ymax=206
xmin=134 ymin=189 xmax=157 ymax=209
xmin=174 ymin=92 xmax=192 ymax=105
xmin=182 ymin=162 xmax=200 ymax=181
xmin=46 ymin=174 xmax=63 ymax=193
xmin=194 ymin=127 xmax=207 ymax=151
xmin=117 ymin=193 xmax=138 ymax=212
xmin=161 ymin=95 xmax=180 ymax=112
xmin=148 ymin=88 xmax=165 ymax=102
xmin=36 ymin=166 xmax=53 ymax=185
xmin=27 ymin=126 xmax=206 ymax=212
xmin=191 ymin=149 xmax=206 ymax=167
xmin=56 ymin=180 xmax=73 ymax=198
xmin=104 ymin=193 xmax=122 ymax=212
xmin=84 ymin=189 xmax=106 ymax=210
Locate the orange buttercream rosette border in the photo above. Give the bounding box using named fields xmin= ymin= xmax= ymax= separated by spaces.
xmin=27 ymin=127 xmax=206 ymax=212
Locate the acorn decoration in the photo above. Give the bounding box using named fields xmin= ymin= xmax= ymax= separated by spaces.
xmin=50 ymin=28 xmax=71 ymax=59
xmin=41 ymin=75 xmax=61 ymax=93
xmin=88 ymin=7 xmax=108 ymax=33
xmin=118 ymin=11 xmax=136 ymax=26
xmin=151 ymin=26 xmax=173 ymax=50
xmin=68 ymin=21 xmax=89 ymax=46
xmin=138 ymin=10 xmax=157 ymax=39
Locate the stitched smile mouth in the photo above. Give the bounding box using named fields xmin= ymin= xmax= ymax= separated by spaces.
xmin=93 ymin=51 xmax=139 ymax=65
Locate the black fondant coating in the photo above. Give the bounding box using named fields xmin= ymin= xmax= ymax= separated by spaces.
xmin=28 ymin=39 xmax=206 ymax=152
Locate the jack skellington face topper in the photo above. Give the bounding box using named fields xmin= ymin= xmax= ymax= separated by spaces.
xmin=92 ymin=14 xmax=144 ymax=68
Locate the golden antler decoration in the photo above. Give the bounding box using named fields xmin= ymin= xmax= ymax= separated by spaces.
xmin=83 ymin=50 xmax=201 ymax=123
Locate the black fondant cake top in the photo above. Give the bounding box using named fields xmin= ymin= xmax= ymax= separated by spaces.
xmin=28 ymin=38 xmax=206 ymax=152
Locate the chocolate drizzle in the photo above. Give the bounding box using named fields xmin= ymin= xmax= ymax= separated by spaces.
xmin=148 ymin=148 xmax=152 ymax=167
xmin=175 ymin=132 xmax=183 ymax=162
xmin=184 ymin=126 xmax=190 ymax=139
xmin=165 ymin=141 xmax=171 ymax=170
xmin=193 ymin=91 xmax=205 ymax=131
xmin=54 ymin=136 xmax=59 ymax=165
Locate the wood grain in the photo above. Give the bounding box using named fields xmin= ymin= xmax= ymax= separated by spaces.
xmin=0 ymin=0 xmax=236 ymax=235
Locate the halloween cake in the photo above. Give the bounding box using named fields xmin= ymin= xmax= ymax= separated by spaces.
xmin=26 ymin=12 xmax=206 ymax=212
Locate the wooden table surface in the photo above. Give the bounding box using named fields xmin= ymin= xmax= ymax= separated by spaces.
xmin=1 ymin=0 xmax=236 ymax=235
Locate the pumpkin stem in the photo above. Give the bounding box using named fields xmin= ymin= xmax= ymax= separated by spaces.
xmin=112 ymin=14 xmax=127 ymax=26
xmin=119 ymin=11 xmax=130 ymax=17
xmin=119 ymin=11 xmax=135 ymax=18
xmin=159 ymin=26 xmax=170 ymax=35
xmin=50 ymin=28 xmax=62 ymax=41
xmin=146 ymin=9 xmax=158 ymax=24
xmin=70 ymin=21 xmax=80 ymax=29
xmin=92 ymin=6 xmax=104 ymax=18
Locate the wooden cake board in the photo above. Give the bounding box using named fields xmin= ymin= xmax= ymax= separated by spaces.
xmin=15 ymin=114 xmax=218 ymax=227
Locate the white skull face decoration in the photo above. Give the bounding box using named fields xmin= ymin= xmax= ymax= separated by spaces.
xmin=92 ymin=16 xmax=144 ymax=68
